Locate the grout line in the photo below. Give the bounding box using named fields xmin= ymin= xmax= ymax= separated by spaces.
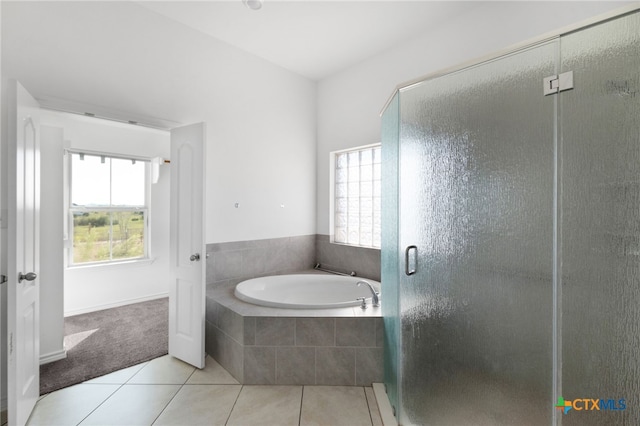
xmin=354 ymin=348 xmax=358 ymax=386
xmin=75 ymin=382 xmax=125 ymax=425
xmin=274 ymin=346 xmax=279 ymax=385
xmin=333 ymin=318 xmax=336 ymax=346
xmin=313 ymin=347 xmax=317 ymax=385
xmin=363 ymin=387 xmax=376 ymax=426
xmin=150 ymin=383 xmax=184 ymax=425
xmin=225 ymin=385 xmax=244 ymax=425
xmin=125 ymin=360 xmax=150 ymax=384
xmin=294 ymin=318 xmax=297 ymax=346
xmin=298 ymin=386 xmax=305 ymax=426
xmin=183 ymin=364 xmax=198 ymax=384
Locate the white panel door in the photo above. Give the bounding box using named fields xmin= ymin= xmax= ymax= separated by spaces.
xmin=8 ymin=81 xmax=41 ymax=425
xmin=169 ymin=123 xmax=206 ymax=368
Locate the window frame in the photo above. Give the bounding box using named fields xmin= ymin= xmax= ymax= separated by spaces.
xmin=67 ymin=150 xmax=152 ymax=267
xmin=329 ymin=143 xmax=381 ymax=250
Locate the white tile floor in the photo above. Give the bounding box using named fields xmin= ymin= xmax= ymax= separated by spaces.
xmin=26 ymin=355 xmax=384 ymax=426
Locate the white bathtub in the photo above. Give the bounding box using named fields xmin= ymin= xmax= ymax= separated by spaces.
xmin=234 ymin=274 xmax=381 ymax=309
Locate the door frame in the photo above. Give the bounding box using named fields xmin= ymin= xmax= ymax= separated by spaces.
xmin=7 ymin=80 xmax=42 ymax=426
xmin=3 ymin=99 xmax=208 ymax=422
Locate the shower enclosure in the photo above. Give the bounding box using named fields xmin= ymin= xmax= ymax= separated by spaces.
xmin=382 ymin=9 xmax=639 ymax=425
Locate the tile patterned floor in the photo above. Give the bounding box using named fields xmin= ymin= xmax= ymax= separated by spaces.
xmin=25 ymin=355 xmax=384 ymax=426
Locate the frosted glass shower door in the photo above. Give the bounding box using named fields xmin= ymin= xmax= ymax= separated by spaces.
xmin=381 ymin=93 xmax=401 ymax=414
xmin=560 ymin=12 xmax=640 ymax=426
xmin=397 ymin=42 xmax=558 ymax=424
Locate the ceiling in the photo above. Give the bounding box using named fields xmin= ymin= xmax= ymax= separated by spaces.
xmin=136 ymin=1 xmax=477 ymax=81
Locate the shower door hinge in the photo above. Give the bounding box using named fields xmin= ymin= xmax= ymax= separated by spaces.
xmin=544 ymin=71 xmax=574 ymax=96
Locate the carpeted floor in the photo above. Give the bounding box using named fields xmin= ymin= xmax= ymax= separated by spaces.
xmin=40 ymin=298 xmax=168 ymax=395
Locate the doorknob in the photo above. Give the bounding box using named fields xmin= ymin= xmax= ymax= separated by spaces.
xmin=190 ymin=253 xmax=201 ymax=262
xmin=18 ymin=272 xmax=37 ymax=283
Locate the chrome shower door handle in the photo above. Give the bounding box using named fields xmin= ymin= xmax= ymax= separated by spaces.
xmin=405 ymin=245 xmax=417 ymax=276
xmin=190 ymin=253 xmax=201 ymax=262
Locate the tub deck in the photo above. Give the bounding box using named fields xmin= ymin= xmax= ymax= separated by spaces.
xmin=206 ymin=273 xmax=383 ymax=386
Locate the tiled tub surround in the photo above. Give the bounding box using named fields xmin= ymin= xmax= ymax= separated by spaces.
xmin=206 ymin=234 xmax=382 ymax=289
xmin=207 ymin=235 xmax=317 ymax=288
xmin=316 ymin=235 xmax=381 ymax=281
xmin=206 ymin=278 xmax=383 ymax=386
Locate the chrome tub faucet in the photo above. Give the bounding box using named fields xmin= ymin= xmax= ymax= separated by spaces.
xmin=357 ymin=280 xmax=380 ymax=307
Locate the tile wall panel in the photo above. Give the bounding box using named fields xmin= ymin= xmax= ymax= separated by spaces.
xmin=204 ymin=234 xmax=383 ymax=385
xmin=205 ymin=299 xmax=383 ymax=385
xmin=316 ymin=235 xmax=381 ymax=281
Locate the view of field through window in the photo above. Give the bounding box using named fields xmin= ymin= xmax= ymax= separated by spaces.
xmin=72 ymin=211 xmax=145 ymax=263
xmin=71 ymin=153 xmax=147 ymax=264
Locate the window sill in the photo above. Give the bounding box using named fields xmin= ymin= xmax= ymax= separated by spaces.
xmin=66 ymin=257 xmax=156 ymax=271
xmin=329 ymin=240 xmax=381 ymax=251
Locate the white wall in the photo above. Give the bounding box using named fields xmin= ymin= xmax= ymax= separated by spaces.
xmin=1 ymin=1 xmax=316 ymax=409
xmin=0 ymin=0 xmax=5 ymax=412
xmin=40 ymin=125 xmax=65 ymax=363
xmin=316 ymin=1 xmax=632 ymax=235
xmin=38 ymin=110 xmax=171 ymax=316
xmin=1 ymin=1 xmax=318 ymax=245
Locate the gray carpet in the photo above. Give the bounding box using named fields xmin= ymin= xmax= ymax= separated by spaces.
xmin=40 ymin=298 xmax=168 ymax=395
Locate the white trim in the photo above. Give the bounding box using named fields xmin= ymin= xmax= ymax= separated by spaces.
xmin=66 ymin=256 xmax=156 ymax=271
xmin=373 ymin=383 xmax=398 ymax=426
xmin=330 ymin=240 xmax=381 ymax=251
xmin=331 ymin=142 xmax=381 ymax=155
xmin=329 ymin=149 xmax=336 ymax=244
xmin=38 ymin=99 xmax=181 ymax=131
xmin=39 ymin=349 xmax=67 ymax=365
xmin=64 ymin=292 xmax=168 ymax=317
xmin=70 ymin=206 xmax=146 ymax=213
xmin=65 ymin=148 xmax=154 ymax=164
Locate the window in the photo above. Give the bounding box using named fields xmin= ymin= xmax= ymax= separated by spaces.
xmin=331 ymin=144 xmax=381 ymax=249
xmin=69 ymin=152 xmax=149 ymax=265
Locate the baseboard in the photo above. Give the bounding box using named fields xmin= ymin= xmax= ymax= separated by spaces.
xmin=373 ymin=383 xmax=398 ymax=426
xmin=64 ymin=292 xmax=169 ymax=317
xmin=40 ymin=348 xmax=68 ymax=365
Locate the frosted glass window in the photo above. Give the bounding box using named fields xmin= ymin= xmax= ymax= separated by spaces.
xmin=70 ymin=152 xmax=149 ymax=265
xmin=333 ymin=144 xmax=381 ymax=248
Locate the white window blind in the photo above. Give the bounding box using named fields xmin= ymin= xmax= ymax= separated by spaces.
xmin=333 ymin=144 xmax=381 ymax=248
